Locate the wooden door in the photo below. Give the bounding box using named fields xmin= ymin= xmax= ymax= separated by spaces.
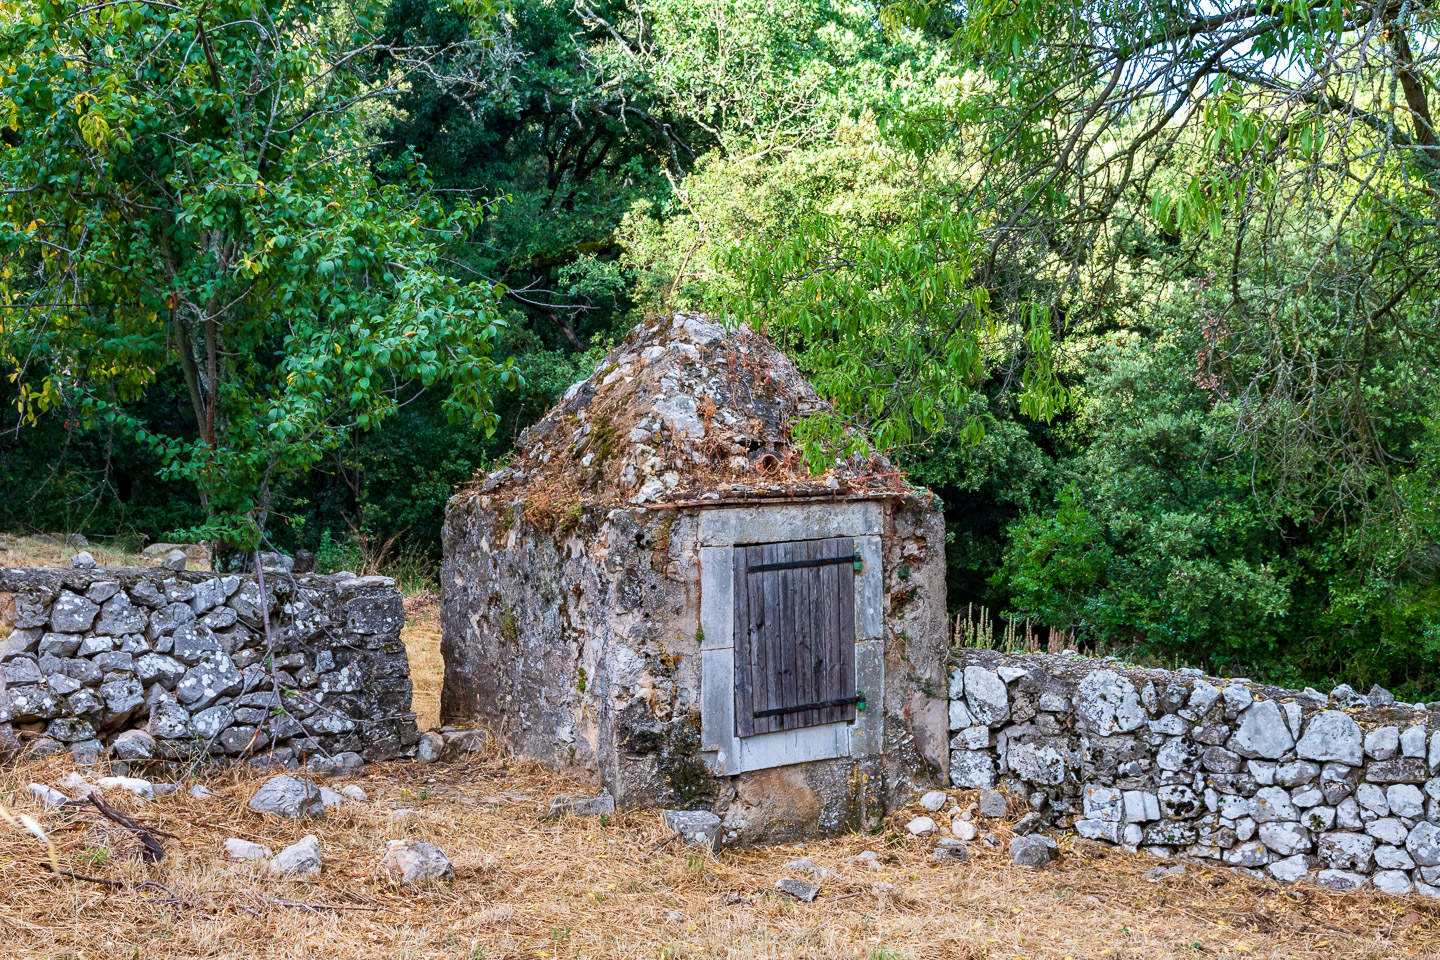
xmin=732 ymin=537 xmax=858 ymax=736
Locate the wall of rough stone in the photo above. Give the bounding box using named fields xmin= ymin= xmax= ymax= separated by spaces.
xmin=947 ymin=650 xmax=1440 ymax=895
xmin=441 ymin=493 xmax=948 ymax=843
xmin=0 ymin=568 xmax=417 ymax=768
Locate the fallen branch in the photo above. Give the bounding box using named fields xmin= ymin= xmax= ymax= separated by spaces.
xmin=637 ymin=833 xmax=680 ymax=862
xmin=83 ymin=791 xmax=164 ymax=863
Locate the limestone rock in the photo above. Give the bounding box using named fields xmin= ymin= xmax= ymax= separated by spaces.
xmin=1251 ymin=786 xmax=1299 ymax=823
xmin=135 ymin=653 xmax=186 ymax=687
xmin=1401 ymin=725 xmax=1428 ymax=759
xmin=415 ymin=730 xmax=443 ymax=763
xmin=978 ymin=788 xmax=1008 ymax=818
xmin=1407 ymin=822 xmax=1440 ymax=867
xmin=1229 ymin=701 xmax=1294 ymax=759
xmin=70 ymin=739 xmax=105 ymax=766
xmin=1364 ymin=726 xmax=1400 ymax=761
xmin=270 ymin=835 xmax=322 ymax=877
xmin=949 ymin=751 xmax=996 ymax=788
xmin=1075 ymin=669 xmax=1146 ymax=735
xmin=1075 ymin=819 xmax=1121 ymax=842
xmin=3 ymin=686 xmax=65 ymax=722
xmin=28 ymin=783 xmax=70 ymax=809
xmin=1123 ymin=790 xmax=1161 ymax=823
xmin=1388 ymin=784 xmax=1425 ymax=819
xmin=662 ymin=809 xmax=721 ymax=849
xmin=1007 ymin=740 xmax=1067 ymax=785
xmin=1223 ymin=841 xmax=1270 ymax=868
xmin=918 ymin=790 xmax=948 ymax=812
xmin=1296 ymin=710 xmax=1364 ymax=765
xmin=439 ymin=727 xmax=488 ymax=760
xmin=248 ymin=775 xmax=325 ymax=819
xmin=27 ymin=736 xmax=67 ymax=758
xmin=97 ymin=776 xmax=154 ymax=800
xmin=378 ymin=839 xmax=454 ymax=884
xmin=1274 ymin=760 xmax=1320 ymax=788
xmin=1367 ymin=818 xmax=1409 ymax=846
xmin=1010 ymin=834 xmax=1057 ymax=867
xmin=50 ymin=591 xmax=100 ymax=633
xmin=1267 ymin=854 xmax=1309 ymax=883
xmin=963 ymin=667 xmax=1009 ymax=725
xmin=224 ymin=838 xmax=272 ymax=861
xmin=1374 ymin=845 xmax=1414 ymax=870
xmin=97 ymin=592 xmax=150 ymax=634
xmin=1083 ymin=784 xmax=1123 ymax=823
xmin=0 ymin=727 xmax=21 ymax=760
xmin=550 ymin=792 xmax=616 ymax=818
xmin=174 ymin=653 xmax=243 ymax=710
xmin=46 ymin=717 xmax=97 ymax=743
xmin=905 ymin=816 xmax=937 ymax=837
xmin=191 ymin=703 xmax=234 ymax=740
xmin=170 ymin=624 xmax=221 ymax=665
xmin=146 ymin=696 xmax=193 ymax=740
xmin=774 ymin=877 xmax=820 ymax=901
xmin=1372 ymin=870 xmax=1413 ymax=894
xmin=1316 ymin=869 xmax=1367 ymax=891
xmin=2 ymin=657 xmax=43 ymax=685
xmin=933 ymin=842 xmax=970 ymax=863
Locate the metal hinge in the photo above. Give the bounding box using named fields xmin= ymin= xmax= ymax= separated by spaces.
xmin=753 ymin=691 xmax=866 ymax=719
xmin=748 ymin=552 xmax=863 ymax=574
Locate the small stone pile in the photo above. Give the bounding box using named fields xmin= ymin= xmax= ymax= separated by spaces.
xmin=1 ymin=567 xmax=417 ymax=767
xmin=948 ymin=650 xmax=1440 ymax=895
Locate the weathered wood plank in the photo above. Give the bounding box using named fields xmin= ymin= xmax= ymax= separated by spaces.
xmin=761 ymin=542 xmax=784 ymax=735
xmin=778 ymin=540 xmax=800 ymax=731
xmin=733 ymin=544 xmax=753 ymax=738
xmin=819 ymin=536 xmax=841 ymax=724
xmin=794 ymin=541 xmax=817 ymax=728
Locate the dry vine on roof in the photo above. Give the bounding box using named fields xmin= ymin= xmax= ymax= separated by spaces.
xmin=462 ymin=313 xmax=910 ymax=513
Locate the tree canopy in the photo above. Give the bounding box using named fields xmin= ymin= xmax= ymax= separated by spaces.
xmin=7 ymin=0 xmax=1440 ymax=696
xmin=1 ymin=0 xmax=513 ymax=548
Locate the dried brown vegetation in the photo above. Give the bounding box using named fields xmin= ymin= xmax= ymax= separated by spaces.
xmin=2 ymin=747 xmax=1439 ymax=959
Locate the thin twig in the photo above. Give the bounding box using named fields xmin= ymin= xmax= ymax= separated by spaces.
xmin=40 ymin=863 xmax=125 ymax=887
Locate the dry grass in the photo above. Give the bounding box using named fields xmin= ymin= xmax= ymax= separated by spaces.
xmin=1 ymin=748 xmax=1439 ymax=960
xmin=0 ymin=534 xmax=167 ymax=570
xmin=403 ymin=594 xmax=444 ymax=732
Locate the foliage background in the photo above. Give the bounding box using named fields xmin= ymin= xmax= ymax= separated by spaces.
xmin=6 ymin=0 xmax=1440 ymax=698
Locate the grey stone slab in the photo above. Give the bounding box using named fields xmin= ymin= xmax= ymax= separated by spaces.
xmin=696 ymin=501 xmax=884 ymax=546
xmin=697 ymin=546 xmax=734 ymax=651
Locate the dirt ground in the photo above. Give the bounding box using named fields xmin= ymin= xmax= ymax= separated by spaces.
xmin=3 ymin=750 xmax=1440 ymax=960
xmin=2 ymin=586 xmax=1440 ymax=958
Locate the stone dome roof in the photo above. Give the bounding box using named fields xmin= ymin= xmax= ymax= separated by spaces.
xmin=466 ymin=313 xmax=910 ymax=508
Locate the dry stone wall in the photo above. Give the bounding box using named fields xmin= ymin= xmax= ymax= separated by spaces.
xmin=0 ymin=568 xmax=417 ymax=768
xmin=949 ymin=650 xmax=1440 ymax=895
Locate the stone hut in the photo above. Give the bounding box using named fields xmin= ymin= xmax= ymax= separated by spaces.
xmin=441 ymin=314 xmax=949 ymax=843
